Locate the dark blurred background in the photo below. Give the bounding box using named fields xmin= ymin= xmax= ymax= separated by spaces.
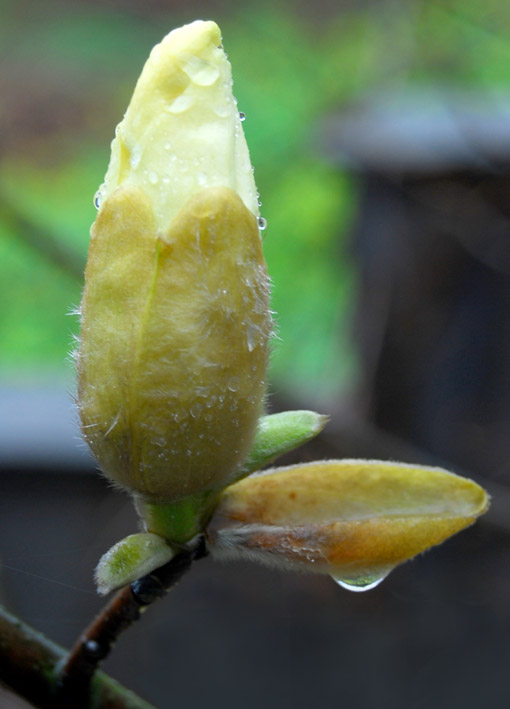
xmin=1 ymin=0 xmax=510 ymax=707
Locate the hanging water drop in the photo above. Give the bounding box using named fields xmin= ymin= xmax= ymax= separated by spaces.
xmin=258 ymin=217 xmax=267 ymax=231
xmin=331 ymin=569 xmax=391 ymax=593
xmin=239 ymin=111 xmax=246 ymax=121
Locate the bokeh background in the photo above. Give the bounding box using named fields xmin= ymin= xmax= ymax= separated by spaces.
xmin=1 ymin=0 xmax=510 ymax=707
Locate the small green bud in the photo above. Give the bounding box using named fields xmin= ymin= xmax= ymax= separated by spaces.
xmin=95 ymin=533 xmax=175 ymax=595
xmin=237 ymin=410 xmax=329 ymax=480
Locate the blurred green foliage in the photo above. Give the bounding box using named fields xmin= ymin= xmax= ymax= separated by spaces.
xmin=0 ymin=0 xmax=508 ymax=402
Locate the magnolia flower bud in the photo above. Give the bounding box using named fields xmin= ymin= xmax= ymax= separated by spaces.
xmin=77 ymin=21 xmax=272 ymax=504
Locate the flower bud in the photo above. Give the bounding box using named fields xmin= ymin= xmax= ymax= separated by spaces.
xmin=77 ymin=21 xmax=272 ymax=503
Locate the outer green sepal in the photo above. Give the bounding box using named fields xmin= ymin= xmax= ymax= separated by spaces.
xmin=136 ymin=491 xmax=220 ymax=544
xmin=235 ymin=410 xmax=329 ymax=482
xmin=95 ymin=533 xmax=175 ymax=595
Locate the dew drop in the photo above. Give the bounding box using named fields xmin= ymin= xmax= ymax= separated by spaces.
xmin=205 ymin=394 xmax=217 ymax=409
xmin=93 ymin=183 xmax=105 ymax=209
xmin=190 ymin=402 xmax=202 ymax=419
xmin=167 ymin=94 xmax=194 ymax=114
xmin=182 ymin=56 xmax=220 ymax=86
xmin=331 ymin=569 xmax=391 ymax=593
xmin=148 ymin=171 xmax=159 ymax=185
xmin=214 ymin=104 xmax=230 ymax=118
xmin=227 ymin=376 xmax=239 ymax=393
xmin=258 ymin=217 xmax=267 ymax=231
xmin=197 ymin=65 xmax=220 ymax=86
xmin=246 ymin=322 xmax=257 ymax=352
xmin=130 ymin=146 xmax=142 ymax=169
xmin=239 ymin=111 xmax=246 ymax=121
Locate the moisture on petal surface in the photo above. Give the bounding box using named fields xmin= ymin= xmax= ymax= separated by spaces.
xmin=79 ymin=186 xmax=271 ymax=501
xmin=98 ymin=20 xmax=259 ymax=231
xmin=77 ymin=20 xmax=272 ymax=503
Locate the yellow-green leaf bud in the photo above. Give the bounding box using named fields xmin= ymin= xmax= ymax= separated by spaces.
xmin=77 ymin=21 xmax=272 ymax=503
xmin=95 ymin=533 xmax=175 ymax=596
xmin=207 ymin=460 xmax=489 ymax=590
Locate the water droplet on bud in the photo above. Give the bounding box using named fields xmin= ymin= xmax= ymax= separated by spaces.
xmin=227 ymin=376 xmax=240 ymax=393
xmin=214 ymin=104 xmax=230 ymax=118
xmin=167 ymin=94 xmax=194 ymax=114
xmin=246 ymin=323 xmax=257 ymax=352
xmin=331 ymin=569 xmax=391 ymax=593
xmin=182 ymin=56 xmax=220 ymax=86
xmin=258 ymin=217 xmax=267 ymax=231
xmin=239 ymin=111 xmax=246 ymax=121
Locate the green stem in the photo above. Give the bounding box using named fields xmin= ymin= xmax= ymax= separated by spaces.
xmin=137 ymin=491 xmax=219 ymax=544
xmin=57 ymin=543 xmax=205 ymax=708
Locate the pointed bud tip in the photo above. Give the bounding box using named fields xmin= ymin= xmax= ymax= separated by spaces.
xmin=237 ymin=410 xmax=329 ymax=481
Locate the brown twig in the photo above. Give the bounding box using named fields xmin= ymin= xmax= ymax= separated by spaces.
xmin=55 ymin=539 xmax=207 ymax=708
xmin=0 ymin=539 xmax=206 ymax=708
xmin=0 ymin=604 xmax=155 ymax=709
